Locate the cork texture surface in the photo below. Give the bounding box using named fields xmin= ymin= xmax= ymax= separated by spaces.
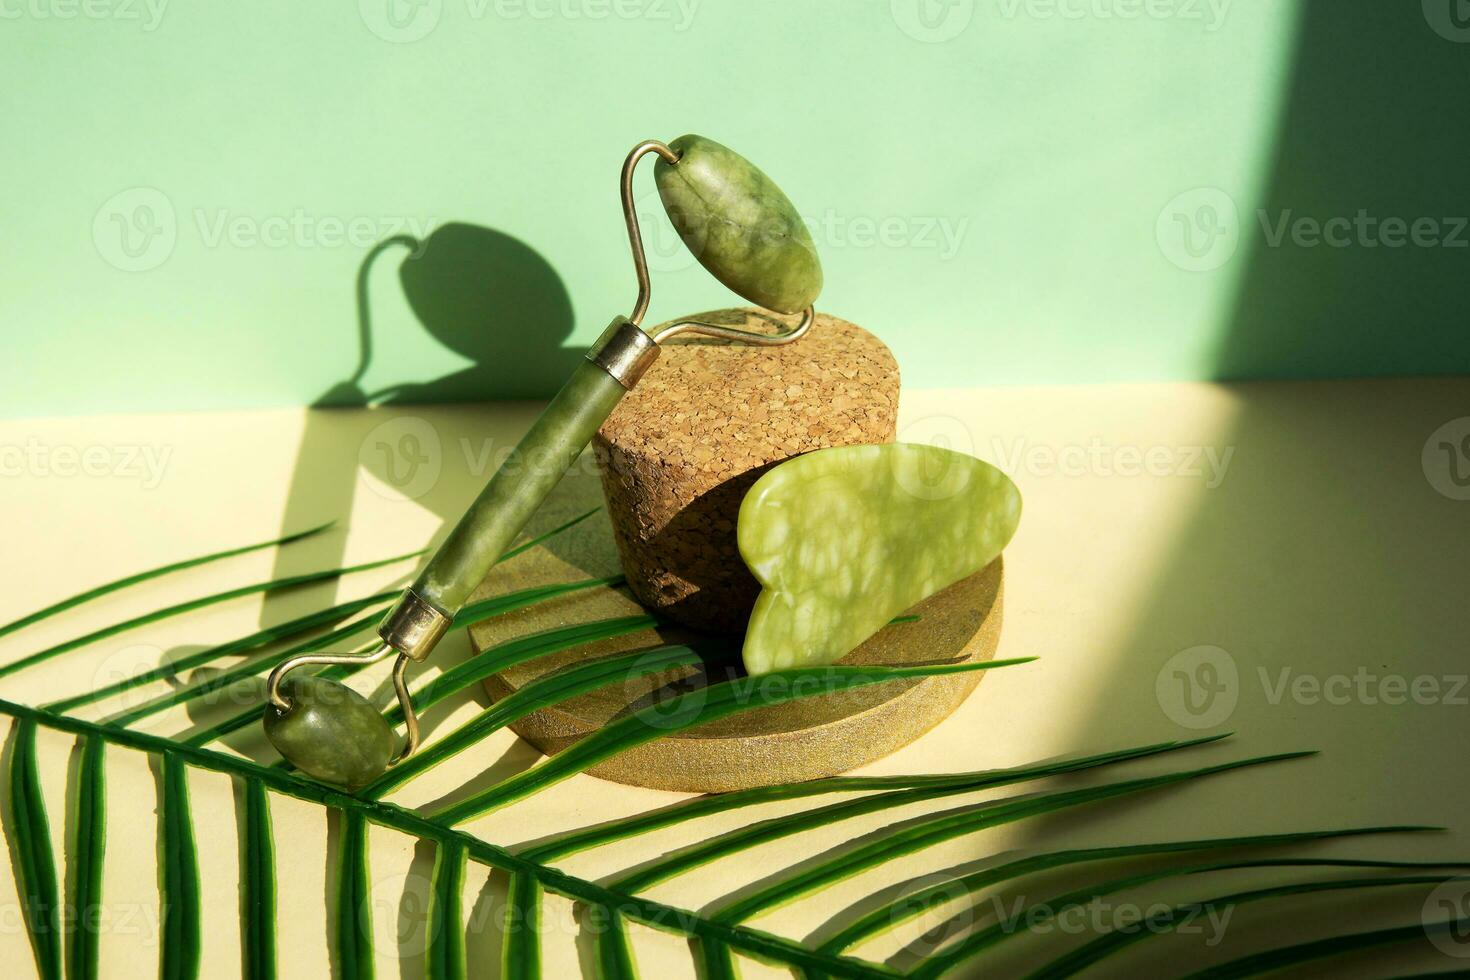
xmin=594 ymin=308 xmax=899 ymax=632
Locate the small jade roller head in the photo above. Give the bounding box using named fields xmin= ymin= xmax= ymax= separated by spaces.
xmin=654 ymin=134 xmax=823 ymax=315
xmin=263 ymin=674 xmax=395 ymax=789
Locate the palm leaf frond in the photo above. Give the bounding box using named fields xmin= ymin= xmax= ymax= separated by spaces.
xmin=0 ymin=548 xmax=421 ymax=680
xmin=159 ymin=751 xmax=202 ymax=980
xmin=1181 ymin=916 xmax=1470 ymax=979
xmin=426 ymin=840 xmax=468 ymax=980
xmin=7 ymin=718 xmax=62 ymax=979
xmin=69 ymin=734 xmax=107 ymax=980
xmin=502 ymin=872 xmax=543 ymax=980
xmin=0 ymin=521 xmax=335 ymax=642
xmin=0 ymin=514 xmax=1461 ymax=979
xmin=241 ymin=777 xmax=277 ymax=980
xmin=434 ymin=659 xmax=1036 ymax=824
xmin=1027 ymin=874 xmax=1469 ymax=980
xmin=335 ymin=809 xmax=374 ymax=979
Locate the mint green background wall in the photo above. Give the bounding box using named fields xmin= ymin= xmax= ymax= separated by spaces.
xmin=3 ymin=1 xmax=1466 ymax=418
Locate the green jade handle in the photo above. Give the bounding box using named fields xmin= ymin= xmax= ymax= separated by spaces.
xmin=415 ymin=359 xmax=623 ymax=612
xmin=377 ymin=316 xmax=653 ymax=660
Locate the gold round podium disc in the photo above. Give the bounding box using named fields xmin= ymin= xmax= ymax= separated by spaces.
xmin=467 ymin=467 xmax=1003 ymax=793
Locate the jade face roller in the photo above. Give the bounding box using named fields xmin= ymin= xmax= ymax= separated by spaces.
xmin=263 ymin=134 xmax=824 ymax=787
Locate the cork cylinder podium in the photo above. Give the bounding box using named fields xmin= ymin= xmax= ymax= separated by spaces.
xmin=594 ymin=307 xmax=900 ymax=634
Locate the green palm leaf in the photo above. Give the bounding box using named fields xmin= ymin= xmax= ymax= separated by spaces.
xmin=521 ymin=737 xmax=1222 ymax=861
xmin=45 ymin=590 xmax=395 ymax=714
xmin=707 ymin=752 xmax=1314 ymax=927
xmin=336 ymin=809 xmax=374 ymax=979
xmin=607 ymin=737 xmax=1230 ymax=893
xmin=698 ymin=937 xmax=739 ymax=980
xmin=433 ymin=658 xmax=1037 ymax=824
xmin=0 ymin=521 xmax=335 ymax=641
xmin=1182 ymin=917 xmax=1470 ymax=979
xmin=7 ymin=718 xmax=61 ymax=980
xmin=1028 ymin=874 xmax=1468 ymax=979
xmin=386 ymin=611 xmax=655 ymax=727
xmin=0 ymin=548 xmax=421 ymax=680
xmin=426 ymin=841 xmax=468 ymax=980
xmin=241 ymin=779 xmax=277 ymax=980
xmin=594 ymin=907 xmax=639 ymax=979
xmin=503 ymin=872 xmax=543 ymax=980
xmin=820 ymin=825 xmax=1442 ymax=958
xmin=69 ymin=734 xmax=107 ymax=980
xmin=364 ymin=644 xmax=704 ymax=798
xmin=913 ymin=855 xmax=1470 ymax=978
xmin=159 ymin=751 xmax=202 ymax=980
xmin=1 ymin=515 xmax=1462 ymax=979
xmin=187 ymin=576 xmax=621 ymax=749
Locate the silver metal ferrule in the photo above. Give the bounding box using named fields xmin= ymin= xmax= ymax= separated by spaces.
xmin=378 ymin=588 xmax=452 ymax=662
xmin=586 ymin=315 xmax=660 ymax=389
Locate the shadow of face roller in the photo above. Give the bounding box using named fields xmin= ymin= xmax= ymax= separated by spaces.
xmin=388 ymin=222 xmax=583 ymax=402
xmin=257 ymin=222 xmax=584 ymax=635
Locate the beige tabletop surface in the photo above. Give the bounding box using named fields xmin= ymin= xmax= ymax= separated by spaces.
xmin=1 ymin=377 xmax=1467 ymax=978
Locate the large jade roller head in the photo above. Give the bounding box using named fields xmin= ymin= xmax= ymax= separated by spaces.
xmin=262 ymin=134 xmax=822 ymax=789
xmin=654 ymin=134 xmax=822 ymax=315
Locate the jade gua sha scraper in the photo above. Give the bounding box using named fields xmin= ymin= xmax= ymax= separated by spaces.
xmin=263 ymin=135 xmax=823 ymax=788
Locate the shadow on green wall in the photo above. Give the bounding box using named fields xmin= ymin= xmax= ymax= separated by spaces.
xmin=320 ymin=221 xmax=582 ymax=407
xmin=1213 ymin=1 xmax=1470 ymax=380
xmin=257 ymin=223 xmax=579 ymax=633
